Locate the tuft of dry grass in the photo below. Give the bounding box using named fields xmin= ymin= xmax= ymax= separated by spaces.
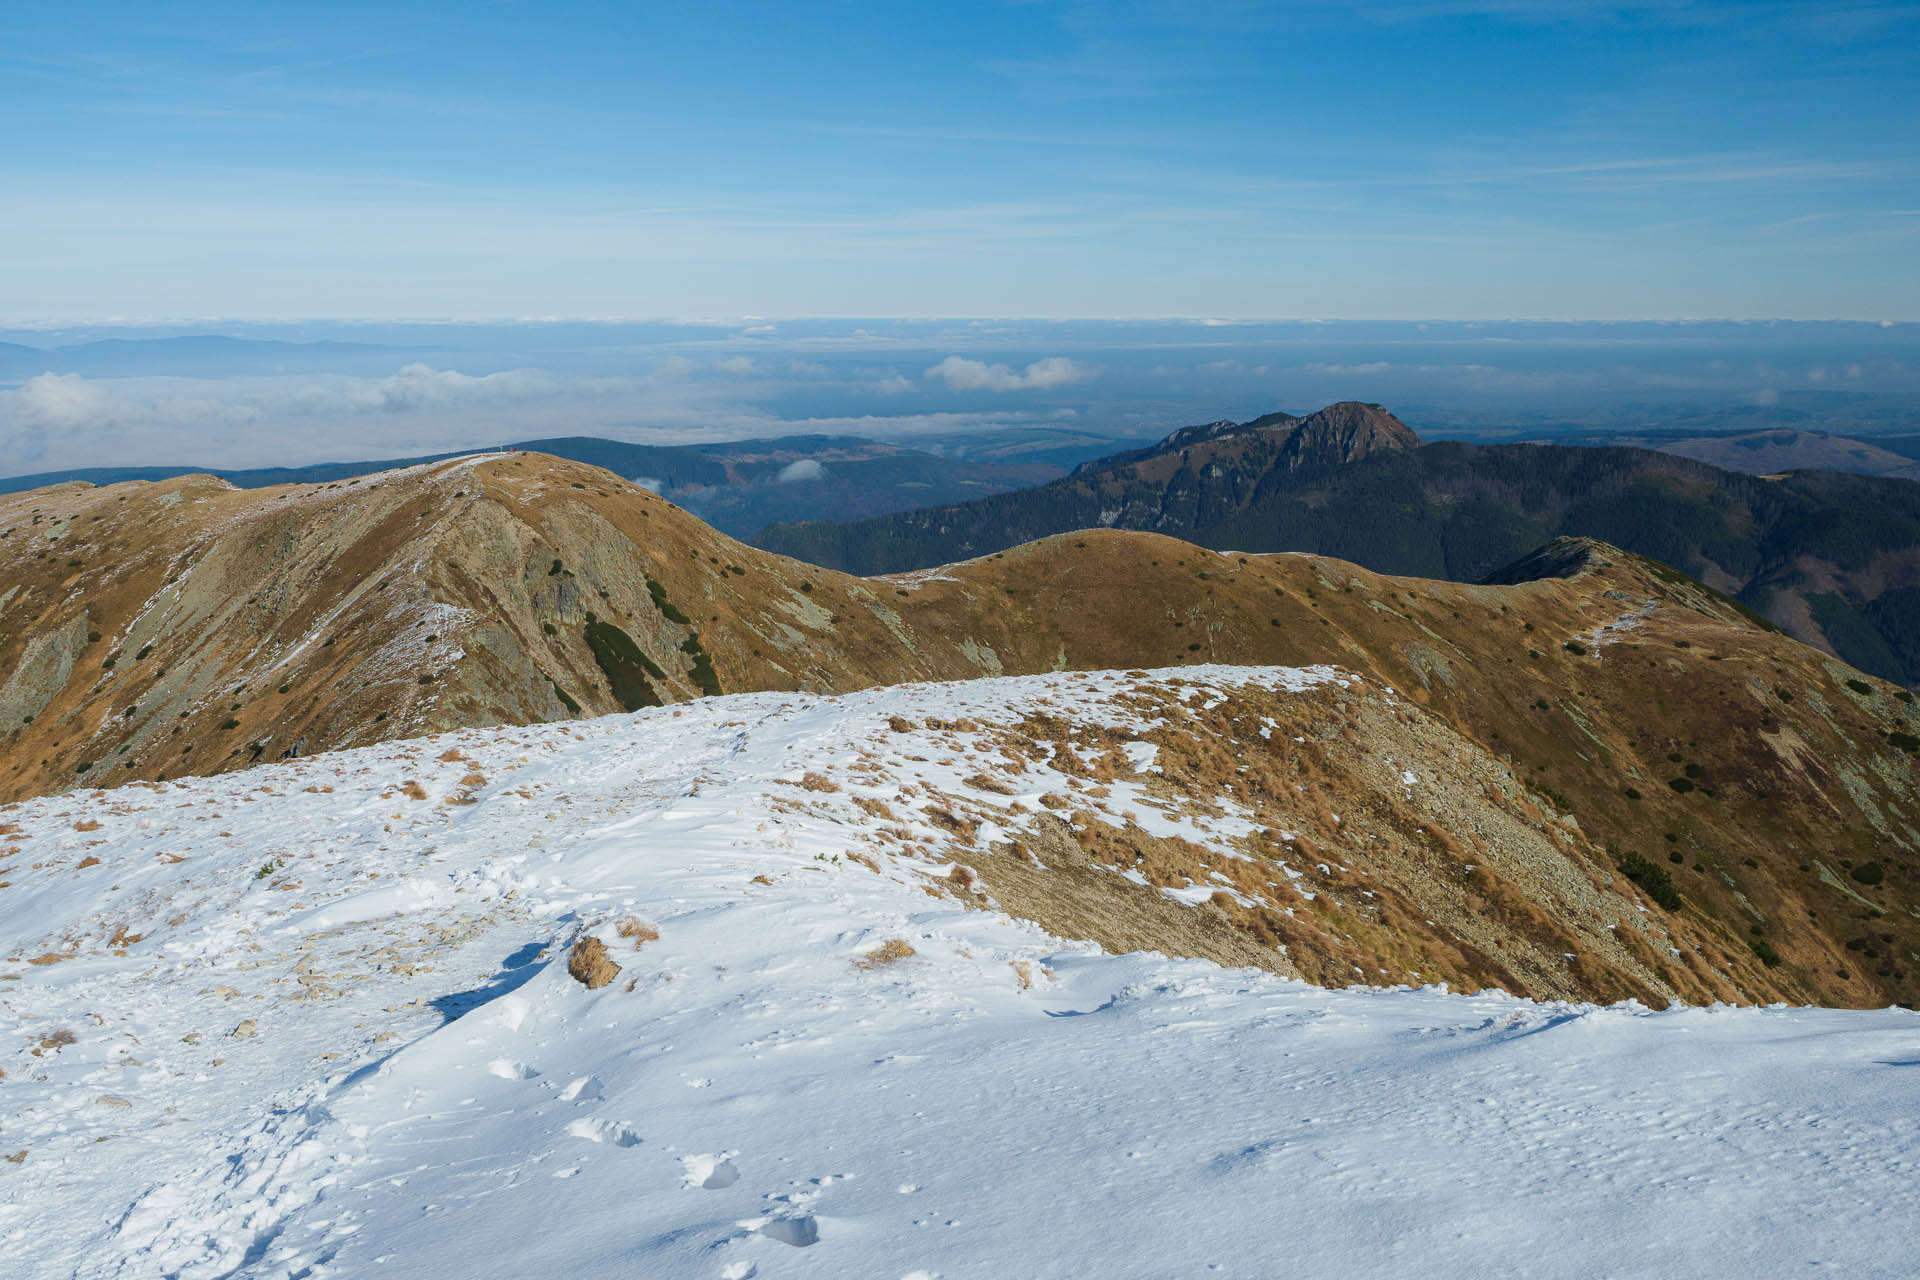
xmin=947 ymin=863 xmax=976 ymax=888
xmin=887 ymin=715 xmax=915 ymax=733
xmin=615 ymin=916 xmax=660 ymax=948
xmin=855 ymin=938 xmax=916 ymax=969
xmin=926 ymin=806 xmax=979 ymax=844
xmin=438 ymin=748 xmax=466 ymax=762
xmin=962 ymin=772 xmax=1015 ymax=795
xmin=798 ymin=771 xmax=839 ymax=793
xmin=567 ymin=935 xmax=621 ymax=989
xmin=1010 ymin=959 xmax=1036 ymax=989
xmin=399 ymin=780 xmax=428 ymax=801
xmin=75 ymin=856 xmax=101 ymax=870
xmin=459 ymin=771 xmax=487 ymax=788
xmin=73 ymin=819 xmax=101 ymax=832
xmin=845 ymin=850 xmax=880 ymax=873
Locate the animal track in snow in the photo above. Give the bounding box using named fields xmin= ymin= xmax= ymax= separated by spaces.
xmin=757 ymin=1215 xmax=819 ymax=1247
xmin=565 ymin=1117 xmax=640 ymax=1147
xmin=682 ymin=1152 xmax=741 ymax=1189
xmin=558 ymin=1075 xmax=602 ymax=1101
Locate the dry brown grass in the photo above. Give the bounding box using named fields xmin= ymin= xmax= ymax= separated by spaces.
xmin=567 ymin=936 xmax=621 ymax=989
xmin=75 ymin=856 xmax=100 ymax=870
xmin=438 ymin=748 xmax=466 ymax=762
xmin=947 ymin=863 xmax=976 ymax=887
xmin=25 ymin=953 xmax=66 ymax=966
xmin=1010 ymin=959 xmax=1036 ymax=989
xmin=73 ymin=820 xmax=101 ymax=832
xmin=926 ymin=806 xmax=979 ymax=844
xmin=399 ymin=780 xmax=428 ymax=801
xmin=855 ymin=938 xmax=916 ymax=969
xmin=845 ymin=850 xmax=880 ymax=872
xmin=614 ymin=916 xmax=660 ymax=948
xmin=962 ymin=772 xmax=1015 ymax=795
xmin=887 ymin=716 xmax=915 ymax=732
xmin=798 ymin=771 xmax=839 ymax=793
xmin=459 ymin=771 xmax=487 ymax=788
xmin=852 ymin=796 xmax=896 ymax=821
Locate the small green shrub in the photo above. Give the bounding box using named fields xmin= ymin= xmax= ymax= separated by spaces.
xmin=135 ymin=644 xmax=153 ymax=661
xmin=1563 ymin=640 xmax=1587 ymax=656
xmin=1846 ymin=678 xmax=1873 ymax=695
xmin=1668 ymin=777 xmax=1696 ymax=793
xmin=542 ymin=621 xmax=558 ymax=636
xmin=585 ymin=619 xmax=664 ymax=711
xmin=1774 ymin=686 xmax=1793 ymax=702
xmin=1851 ymin=861 xmax=1886 ymax=886
xmin=645 ymin=577 xmax=691 ymax=624
xmin=1889 ymin=732 xmax=1920 ymax=753
xmin=219 ymin=718 xmax=240 ymax=731
xmin=1623 ymin=785 xmax=1642 ymax=800
xmin=1749 ymin=938 xmax=1783 ymax=967
xmin=1616 ymin=850 xmax=1681 ymax=910
xmin=550 ymin=681 xmax=581 ymax=714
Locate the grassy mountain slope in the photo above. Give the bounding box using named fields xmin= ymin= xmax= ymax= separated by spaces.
xmin=759 ymin=418 xmax=1920 ymax=685
xmin=3 ymin=452 xmax=1919 ymax=1007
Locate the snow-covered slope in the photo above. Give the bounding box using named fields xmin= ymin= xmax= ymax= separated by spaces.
xmin=2 ymin=668 xmax=1915 ymax=1279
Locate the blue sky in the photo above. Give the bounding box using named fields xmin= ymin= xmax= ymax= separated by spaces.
xmin=4 ymin=1 xmax=1918 ymax=319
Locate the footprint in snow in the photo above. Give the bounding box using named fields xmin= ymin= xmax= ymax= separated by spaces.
xmin=566 ymin=1117 xmax=640 ymax=1147
xmin=558 ymin=1075 xmax=602 ymax=1101
xmin=755 ymin=1215 xmax=819 ymax=1248
xmin=681 ymin=1152 xmax=741 ymax=1189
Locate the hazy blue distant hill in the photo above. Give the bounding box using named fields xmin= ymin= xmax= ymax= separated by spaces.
xmin=0 ymin=334 xmax=411 ymax=378
xmin=0 ymin=434 xmax=1074 ymax=539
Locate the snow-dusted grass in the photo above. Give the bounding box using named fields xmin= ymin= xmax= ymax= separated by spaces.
xmin=1 ymin=667 xmax=1915 ymax=1279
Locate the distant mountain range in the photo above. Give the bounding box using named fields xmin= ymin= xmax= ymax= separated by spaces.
xmin=0 ymin=334 xmax=407 ymax=378
xmin=0 ymin=434 xmax=1083 ymax=538
xmin=1591 ymin=426 xmax=1920 ymax=481
xmin=757 ymin=403 xmax=1920 ymax=686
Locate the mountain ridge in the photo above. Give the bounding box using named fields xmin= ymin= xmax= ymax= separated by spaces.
xmin=5 ymin=451 xmax=1920 ymax=1008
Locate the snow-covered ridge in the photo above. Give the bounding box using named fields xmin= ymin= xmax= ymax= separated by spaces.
xmin=1 ymin=667 xmax=1914 ymax=1279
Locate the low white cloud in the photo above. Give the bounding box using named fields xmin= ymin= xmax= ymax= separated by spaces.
xmin=924 ymin=354 xmax=1095 ymax=392
xmin=351 ymin=363 xmax=553 ymax=413
xmin=876 ymin=374 xmax=915 ymax=394
xmin=13 ymin=371 xmax=114 ymax=430
xmin=1748 ymin=387 xmax=1782 ymax=406
xmin=786 ymin=360 xmax=828 ymax=376
xmin=776 ymin=458 xmax=824 ymax=484
xmin=656 ymin=355 xmax=698 ymax=376
xmin=715 ymin=356 xmax=757 ymax=375
xmin=632 ymin=475 xmax=664 ymax=493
